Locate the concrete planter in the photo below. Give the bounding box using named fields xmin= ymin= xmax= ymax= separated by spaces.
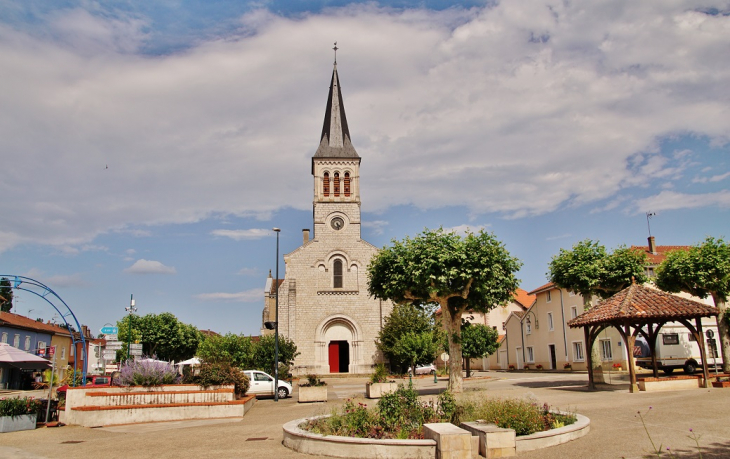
xmin=0 ymin=414 xmax=36 ymax=433
xmin=711 ymin=381 xmax=730 ymax=388
xmin=366 ymin=382 xmax=398 ymax=399
xmin=638 ymin=376 xmax=700 ymax=392
xmin=298 ymin=385 xmax=328 ymax=403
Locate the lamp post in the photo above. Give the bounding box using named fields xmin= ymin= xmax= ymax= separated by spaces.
xmin=125 ymin=294 xmax=137 ymax=361
xmin=273 ymin=227 xmax=281 ymax=401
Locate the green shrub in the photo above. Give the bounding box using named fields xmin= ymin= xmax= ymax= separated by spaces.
xmin=460 ymin=397 xmax=575 ymax=436
xmin=0 ymin=397 xmax=42 ymax=418
xmin=185 ymin=362 xmax=250 ymax=397
xmin=300 ymin=374 xmax=326 ymax=387
xmin=370 ymin=363 xmax=389 ymax=384
xmin=377 ymin=384 xmax=437 ymax=435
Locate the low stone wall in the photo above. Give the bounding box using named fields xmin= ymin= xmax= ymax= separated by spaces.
xmin=366 ymin=382 xmax=398 ymax=399
xmin=64 ymin=385 xmax=255 ymax=427
xmin=515 ymin=413 xmax=591 ymax=452
xmin=283 ymin=417 xmax=437 ymax=459
xmin=638 ymin=376 xmax=700 ymax=392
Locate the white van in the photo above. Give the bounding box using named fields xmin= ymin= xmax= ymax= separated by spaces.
xmin=243 ymin=370 xmax=292 ymax=399
xmin=635 ymin=320 xmax=722 ymax=375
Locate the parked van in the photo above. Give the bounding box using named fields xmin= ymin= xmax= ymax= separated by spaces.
xmin=635 ymin=320 xmax=722 ymax=375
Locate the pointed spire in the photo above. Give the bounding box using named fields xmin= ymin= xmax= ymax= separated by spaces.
xmin=313 ymin=47 xmax=359 ymax=161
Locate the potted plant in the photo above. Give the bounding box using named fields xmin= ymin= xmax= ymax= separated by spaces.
xmin=298 ymin=375 xmax=328 ymax=403
xmin=712 ymin=377 xmax=730 ymax=389
xmin=612 ymin=363 xmax=623 ymax=371
xmin=563 ymin=362 xmax=572 ymax=371
xmin=0 ymin=397 xmax=41 ymax=433
xmin=508 ymin=364 xmax=516 ymax=371
xmin=535 ymin=364 xmax=543 ymax=370
xmin=524 ymin=365 xmax=530 ymax=370
xmin=366 ymin=364 xmax=398 ymax=399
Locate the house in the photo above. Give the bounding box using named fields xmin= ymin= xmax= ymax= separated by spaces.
xmin=0 ymin=312 xmax=55 ymax=389
xmin=435 ymin=289 xmax=536 ymax=371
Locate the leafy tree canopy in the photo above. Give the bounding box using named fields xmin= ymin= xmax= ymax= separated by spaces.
xmin=197 ymin=333 xmax=254 ymax=367
xmin=461 ymin=322 xmax=500 ymax=377
xmin=377 ymin=302 xmax=440 ymax=372
xmin=548 ymin=240 xmax=648 ymax=306
xmin=394 ymin=331 xmax=439 ymax=374
xmin=0 ymin=277 xmax=13 ymax=313
xmin=368 ymin=228 xmax=521 ymax=392
xmin=115 ymin=312 xmax=202 ymax=362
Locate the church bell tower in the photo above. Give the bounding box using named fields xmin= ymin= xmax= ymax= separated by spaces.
xmin=311 ymin=56 xmax=361 ymax=241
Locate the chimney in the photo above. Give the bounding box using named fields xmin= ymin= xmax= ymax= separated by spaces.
xmin=648 ymin=236 xmax=657 ymax=255
xmin=303 ymin=229 xmax=310 ymax=245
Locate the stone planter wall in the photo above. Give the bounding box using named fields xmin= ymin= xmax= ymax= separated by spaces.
xmin=638 ymin=376 xmax=700 ymax=392
xmin=366 ymin=382 xmax=398 ymax=399
xmin=711 ymin=381 xmax=730 ymax=388
xmin=298 ymin=385 xmax=328 ymax=403
xmin=64 ymin=384 xmax=255 ymax=427
xmin=0 ymin=414 xmax=36 ymax=433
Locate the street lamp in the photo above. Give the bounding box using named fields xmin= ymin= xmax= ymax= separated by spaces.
xmin=273 ymin=228 xmax=281 ymax=402
xmin=125 ymin=294 xmax=137 ymax=361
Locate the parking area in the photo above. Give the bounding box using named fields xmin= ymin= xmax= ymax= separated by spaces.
xmin=1 ymin=371 xmax=729 ymax=459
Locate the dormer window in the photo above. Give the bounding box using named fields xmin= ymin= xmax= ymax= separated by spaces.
xmin=344 ymin=172 xmax=351 ymax=197
xmin=334 ymin=173 xmax=340 ymax=197
xmin=323 ymin=172 xmax=330 ymax=197
xmin=333 ymin=259 xmax=343 ymax=288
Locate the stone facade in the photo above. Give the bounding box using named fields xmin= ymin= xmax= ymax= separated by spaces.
xmin=263 ymin=64 xmax=393 ymax=375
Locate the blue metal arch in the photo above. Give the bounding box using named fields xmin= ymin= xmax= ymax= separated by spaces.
xmin=0 ymin=275 xmax=88 ymax=384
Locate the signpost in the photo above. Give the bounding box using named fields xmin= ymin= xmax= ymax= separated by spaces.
xmin=104 ymin=334 xmax=118 ymax=341
xmin=102 ymin=350 xmax=117 ymax=360
xmin=100 ymin=326 xmax=119 ymax=335
xmin=105 ymin=341 xmax=123 ymax=350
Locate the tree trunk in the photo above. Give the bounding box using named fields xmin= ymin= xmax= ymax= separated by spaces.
xmin=584 ymin=295 xmax=604 ymax=383
xmin=712 ymin=294 xmax=730 ymax=373
xmin=441 ymin=302 xmax=464 ymax=393
xmin=465 ymin=356 xmax=471 ymax=378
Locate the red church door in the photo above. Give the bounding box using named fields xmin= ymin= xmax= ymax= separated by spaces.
xmin=328 ymin=342 xmax=340 ymax=373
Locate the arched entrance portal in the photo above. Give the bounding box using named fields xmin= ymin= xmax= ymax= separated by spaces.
xmin=315 ymin=315 xmax=365 ymax=374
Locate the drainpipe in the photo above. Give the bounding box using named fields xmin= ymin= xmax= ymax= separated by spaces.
xmin=520 ymin=319 xmax=526 ymax=367
xmin=559 ymin=290 xmax=568 ymax=358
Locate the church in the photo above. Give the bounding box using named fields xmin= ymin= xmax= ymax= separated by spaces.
xmin=261 ymin=60 xmax=394 ymax=375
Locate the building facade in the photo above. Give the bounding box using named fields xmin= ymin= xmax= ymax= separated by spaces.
xmin=261 ymin=63 xmax=393 ymax=375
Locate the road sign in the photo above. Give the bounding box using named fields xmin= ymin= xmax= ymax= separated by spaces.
xmin=129 ymin=343 xmax=143 ymax=350
xmin=104 ymin=334 xmax=118 ymax=341
xmin=105 ymin=341 xmax=123 ymax=350
xmin=130 ymin=349 xmax=143 ymax=356
xmin=440 ymin=352 xmax=450 ymax=362
xmin=101 ymin=326 xmax=118 ymax=335
xmin=49 ymin=346 xmax=55 ymax=357
xmin=102 ymin=350 xmax=117 ymax=360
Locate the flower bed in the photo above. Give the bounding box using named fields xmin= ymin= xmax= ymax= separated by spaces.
xmin=0 ymin=397 xmax=42 ymax=433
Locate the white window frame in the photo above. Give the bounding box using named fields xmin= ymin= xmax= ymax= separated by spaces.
xmin=1 ymin=332 xmax=7 ymax=344
xmin=571 ymin=306 xmax=578 ymax=319
xmin=572 ymin=341 xmax=585 ymax=362
xmin=547 ymin=312 xmax=554 ymax=331
xmin=546 ymin=291 xmax=552 ymax=303
xmin=13 ymin=334 xmax=20 ymax=348
xmin=61 ymin=346 xmax=66 ymax=360
xmin=38 ymin=341 xmax=46 ymax=353
xmin=526 ymin=346 xmax=535 ymax=363
xmin=70 ymin=344 xmax=74 ymax=356
xmin=24 ymin=336 xmax=31 ymax=351
xmin=600 ymin=339 xmax=613 ymax=361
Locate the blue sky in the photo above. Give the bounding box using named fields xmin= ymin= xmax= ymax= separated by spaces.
xmin=1 ymin=1 xmax=728 ymax=337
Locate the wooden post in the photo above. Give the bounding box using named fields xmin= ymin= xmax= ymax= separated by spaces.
xmin=696 ymin=318 xmax=710 ymax=389
xmin=648 ymin=326 xmax=660 ymax=378
xmin=584 ymin=326 xmax=594 ymax=390
xmin=621 ymin=324 xmax=638 ymax=393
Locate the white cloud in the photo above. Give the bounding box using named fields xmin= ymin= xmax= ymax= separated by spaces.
xmin=195 ymin=288 xmax=261 ymax=302
xmin=236 ymin=267 xmax=259 ymax=276
xmin=1 ymin=3 xmax=729 ymax=251
xmin=693 ymin=171 xmax=730 ymax=184
xmin=635 ymin=190 xmax=730 ymax=213
xmin=124 ymin=259 xmax=177 ymax=274
xmin=362 ymin=220 xmax=389 ymax=235
xmin=21 ymin=268 xmax=89 ymax=288
xmin=210 ymin=229 xmax=272 ymax=240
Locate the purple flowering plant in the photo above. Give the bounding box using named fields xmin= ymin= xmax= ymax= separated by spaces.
xmin=117 ymin=359 xmax=180 ymax=387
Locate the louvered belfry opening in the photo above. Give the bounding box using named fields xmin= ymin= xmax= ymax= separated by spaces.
xmin=323 ymin=172 xmax=330 ymax=197
xmin=333 ymin=173 xmax=340 ymax=197
xmin=344 ymin=172 xmax=350 ymax=197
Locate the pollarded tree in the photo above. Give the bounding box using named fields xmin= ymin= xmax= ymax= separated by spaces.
xmin=655 ymin=237 xmax=730 ymax=372
xmin=368 ymin=228 xmax=521 ymax=393
xmin=461 ymin=323 xmax=499 ymax=378
xmin=548 ymin=240 xmax=648 ymax=377
xmin=548 ymin=240 xmax=648 ymax=310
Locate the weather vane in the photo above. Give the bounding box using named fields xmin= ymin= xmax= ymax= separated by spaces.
xmin=646 ymin=211 xmax=656 ymax=237
xmin=333 ymin=41 xmax=338 ymax=64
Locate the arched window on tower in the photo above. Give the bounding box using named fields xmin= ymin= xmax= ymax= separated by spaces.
xmin=323 ymin=172 xmax=330 ymax=197
xmin=333 ymin=259 xmax=343 ymax=288
xmin=334 ymin=173 xmax=340 ymax=197
xmin=344 ymin=172 xmax=351 ymax=197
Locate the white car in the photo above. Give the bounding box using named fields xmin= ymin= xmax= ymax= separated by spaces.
xmin=408 ymin=364 xmax=436 ymax=375
xmin=243 ymin=370 xmax=292 ymax=399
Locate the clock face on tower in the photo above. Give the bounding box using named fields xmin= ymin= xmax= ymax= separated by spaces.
xmin=331 ymin=217 xmax=344 ymax=230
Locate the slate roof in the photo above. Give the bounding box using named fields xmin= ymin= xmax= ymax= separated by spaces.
xmin=313 ymin=64 xmax=360 ymax=165
xmin=567 ymin=283 xmax=717 ymax=328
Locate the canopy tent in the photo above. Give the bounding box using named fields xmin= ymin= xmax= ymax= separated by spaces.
xmin=0 ymin=342 xmax=51 ymax=370
xmin=175 ymin=357 xmax=200 ymax=366
xmin=568 ymin=282 xmax=718 ymax=393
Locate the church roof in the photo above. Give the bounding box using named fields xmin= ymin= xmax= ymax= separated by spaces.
xmin=313 ymin=64 xmax=360 ymax=165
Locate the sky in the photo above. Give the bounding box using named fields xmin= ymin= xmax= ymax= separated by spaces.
xmin=1 ymin=0 xmax=729 ymax=338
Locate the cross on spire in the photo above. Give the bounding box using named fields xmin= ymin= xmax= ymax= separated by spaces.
xmin=333 ymin=42 xmax=338 ymax=65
